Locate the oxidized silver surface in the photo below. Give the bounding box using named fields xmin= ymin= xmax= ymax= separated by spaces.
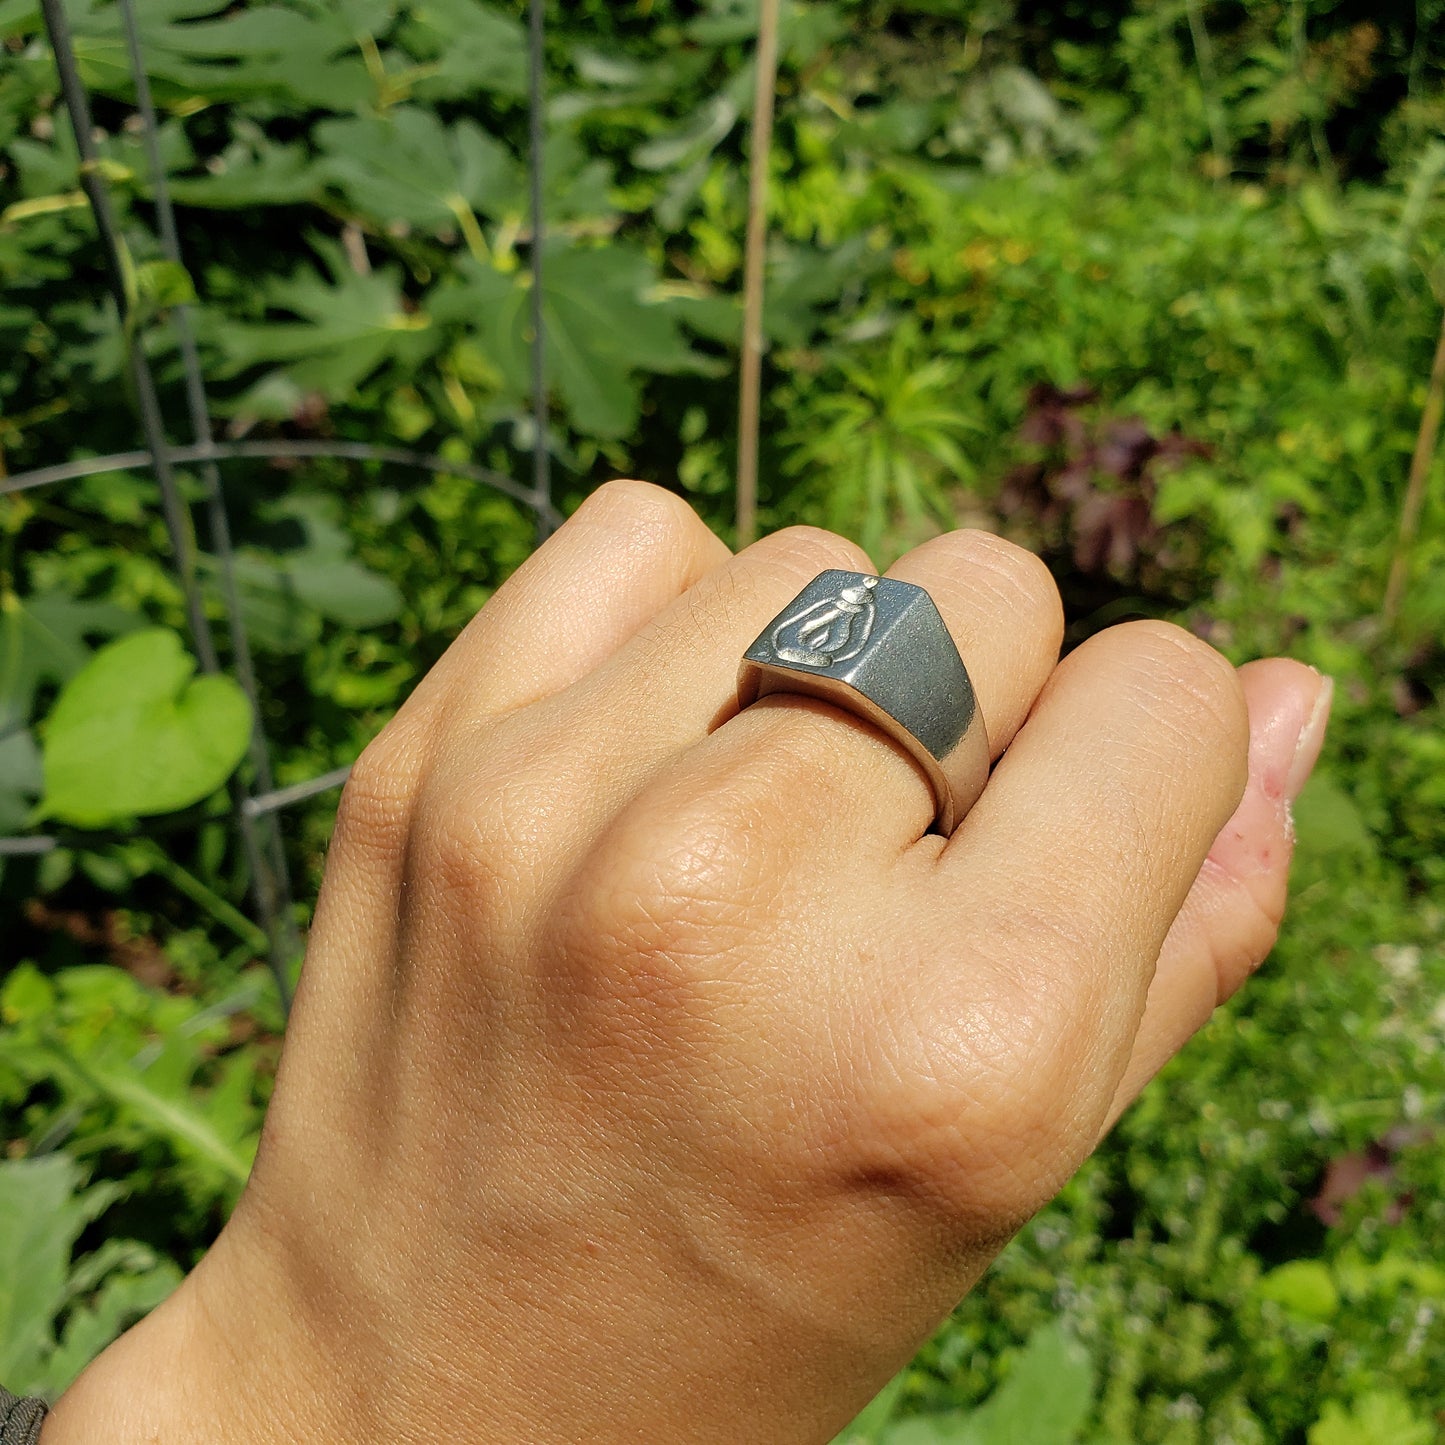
xmin=736 ymin=570 xmax=989 ymax=835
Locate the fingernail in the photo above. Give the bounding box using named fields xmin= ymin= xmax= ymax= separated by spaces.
xmin=1286 ymin=672 xmax=1334 ymax=802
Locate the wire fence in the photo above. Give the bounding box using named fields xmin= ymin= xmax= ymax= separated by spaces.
xmin=0 ymin=0 xmax=573 ymax=1010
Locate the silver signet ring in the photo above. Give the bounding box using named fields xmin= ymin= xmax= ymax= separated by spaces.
xmin=735 ymin=570 xmax=990 ymax=836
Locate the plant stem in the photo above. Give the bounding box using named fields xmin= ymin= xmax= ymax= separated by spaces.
xmin=1384 ymin=302 xmax=1445 ymax=625
xmin=1183 ymin=0 xmax=1229 ymax=174
xmin=1289 ymin=0 xmax=1337 ymax=187
xmin=126 ymin=838 xmax=270 ymax=955
xmin=736 ymin=0 xmax=781 ymax=549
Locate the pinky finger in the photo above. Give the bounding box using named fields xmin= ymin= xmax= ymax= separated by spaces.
xmin=1104 ymin=658 xmax=1333 ymax=1128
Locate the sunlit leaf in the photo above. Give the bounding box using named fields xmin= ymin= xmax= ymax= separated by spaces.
xmin=38 ymin=629 xmax=252 ymax=827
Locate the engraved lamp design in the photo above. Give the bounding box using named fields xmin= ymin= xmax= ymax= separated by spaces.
xmin=736 ymin=568 xmax=990 ymax=836
xmin=772 ymin=576 xmax=877 ymax=667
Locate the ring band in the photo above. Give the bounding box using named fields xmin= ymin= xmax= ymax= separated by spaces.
xmin=735 ymin=570 xmax=990 ymax=835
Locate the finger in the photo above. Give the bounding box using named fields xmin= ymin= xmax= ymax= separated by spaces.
xmin=411 ymin=525 xmax=878 ymax=943
xmin=893 ymin=621 xmax=1250 ymax=1214
xmin=307 ymin=481 xmax=727 ymax=994
xmin=411 ymin=479 xmax=731 ymax=728
xmin=577 ymin=531 xmax=1062 ymax=878
xmin=1103 ymin=660 xmax=1331 ymax=1125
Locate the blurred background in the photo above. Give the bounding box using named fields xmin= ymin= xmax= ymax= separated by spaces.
xmin=1 ymin=1 xmax=1443 ymax=1440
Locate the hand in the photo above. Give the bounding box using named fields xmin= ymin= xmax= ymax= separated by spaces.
xmin=45 ymin=482 xmax=1331 ymax=1444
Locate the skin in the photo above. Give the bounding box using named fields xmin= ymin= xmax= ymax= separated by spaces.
xmin=43 ymin=481 xmax=1332 ymax=1444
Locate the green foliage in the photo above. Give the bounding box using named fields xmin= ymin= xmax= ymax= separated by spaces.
xmin=0 ymin=1153 xmax=180 ymax=1399
xmin=37 ymin=629 xmax=252 ymax=827
xmin=837 ymin=1324 xmax=1095 ymax=1444
xmin=1308 ymin=1392 xmax=1437 ymax=1445
xmin=1 ymin=0 xmax=1443 ymax=1432
xmin=2 ymin=962 xmax=266 ymax=1212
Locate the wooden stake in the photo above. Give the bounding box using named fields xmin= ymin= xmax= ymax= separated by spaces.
xmin=736 ymin=0 xmax=781 ymax=549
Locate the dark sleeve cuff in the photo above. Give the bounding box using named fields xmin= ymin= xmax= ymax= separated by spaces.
xmin=0 ymin=1386 xmax=49 ymax=1445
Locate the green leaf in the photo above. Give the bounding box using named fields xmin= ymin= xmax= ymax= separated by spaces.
xmin=316 ymin=106 xmax=518 ymax=234
xmin=55 ymin=0 xmax=375 ymax=111
xmin=434 ymin=242 xmax=711 ymax=437
xmin=133 ymin=258 xmax=196 ymax=309
xmin=1292 ymin=771 xmax=1376 ymax=860
xmin=880 ymin=1326 xmax=1094 ymax=1445
xmin=2 ymin=961 xmax=56 ymax=1023
xmin=45 ymin=1258 xmax=181 ymax=1395
xmin=0 ymin=726 xmax=42 ymax=833
xmin=396 ymin=0 xmax=527 ymax=100
xmin=0 ymin=1155 xmax=184 ymax=1397
xmin=73 ymin=1050 xmax=254 ymax=1186
xmin=0 ymin=1154 xmax=99 ymax=1384
xmin=205 ymin=240 xmax=437 ymax=400
xmin=2 ymin=966 xmax=263 ymax=1212
xmin=955 ymin=1324 xmax=1093 ymax=1445
xmin=1308 ymin=1392 xmax=1436 ymax=1445
xmin=1254 ymin=1259 xmax=1340 ymax=1322
xmin=0 ymin=592 xmax=136 ymax=730
xmin=167 ymin=140 xmax=318 ymax=209
xmin=37 ymin=629 xmax=252 ymax=827
xmin=287 ymin=558 xmax=404 ymax=628
xmin=885 ymin=1414 xmax=977 ymax=1444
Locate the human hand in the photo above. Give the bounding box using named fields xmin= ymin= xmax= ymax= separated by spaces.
xmin=45 ymin=481 xmax=1331 ymax=1444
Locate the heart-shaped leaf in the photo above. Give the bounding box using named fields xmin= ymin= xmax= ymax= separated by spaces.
xmin=37 ymin=629 xmax=252 ymax=827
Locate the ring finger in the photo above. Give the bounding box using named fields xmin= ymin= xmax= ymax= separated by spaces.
xmin=577 ymin=526 xmax=1065 ymax=871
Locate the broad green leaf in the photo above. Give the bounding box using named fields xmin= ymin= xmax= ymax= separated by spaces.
xmin=167 ymin=141 xmax=318 ymax=209
xmin=1308 ymin=1392 xmax=1436 ymax=1445
xmin=288 ymin=558 xmax=404 ymax=628
xmin=1292 ymin=772 xmax=1376 ymax=860
xmin=885 ymin=1414 xmax=977 ymax=1444
xmin=0 ymin=0 xmax=38 ymax=35
xmin=397 ymin=0 xmax=527 ymax=100
xmin=434 ymin=243 xmax=711 ymax=437
xmin=882 ymin=1325 xmax=1094 ymax=1445
xmin=962 ymin=1324 xmax=1093 ymax=1445
xmin=1255 ymin=1260 xmax=1341 ymax=1323
xmin=316 ymin=107 xmax=518 ymax=235
xmin=0 ymin=591 xmax=136 ymax=729
xmin=205 ymin=241 xmax=437 ymax=400
xmin=0 ymin=1154 xmax=108 ymax=1384
xmin=37 ymin=629 xmax=252 ymax=827
xmin=55 ymin=0 xmax=374 ymax=110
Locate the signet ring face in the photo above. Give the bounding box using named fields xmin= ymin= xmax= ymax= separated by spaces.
xmin=735 ymin=570 xmax=990 ymax=836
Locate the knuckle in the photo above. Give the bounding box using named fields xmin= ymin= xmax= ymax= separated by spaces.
xmin=931 ymin=530 xmax=1064 ymax=629
xmin=855 ymin=970 xmax=1102 ymax=1233
xmin=1104 ymin=619 xmax=1248 ymax=765
xmin=760 ymin=524 xmax=874 ymax=581
xmin=586 ymin=478 xmax=704 ymax=544
xmin=334 ymin=725 xmax=425 ymax=856
xmin=552 ymin=795 xmax=775 ymax=1002
xmin=972 ymin=534 xmax=1065 ymax=635
xmin=415 ymin=743 xmax=559 ymax=929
